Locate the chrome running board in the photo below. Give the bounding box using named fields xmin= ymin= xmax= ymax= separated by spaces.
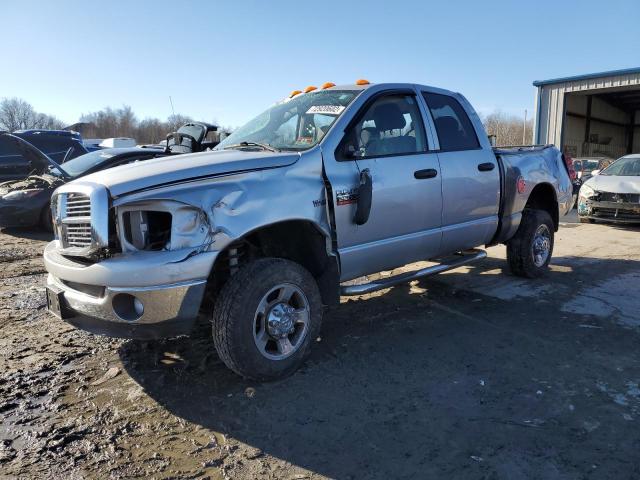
xmin=340 ymin=249 xmax=487 ymax=296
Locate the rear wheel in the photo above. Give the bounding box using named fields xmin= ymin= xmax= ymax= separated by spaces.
xmin=507 ymin=209 xmax=554 ymax=278
xmin=211 ymin=258 xmax=322 ymax=381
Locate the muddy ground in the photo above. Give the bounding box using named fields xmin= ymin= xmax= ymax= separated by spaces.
xmin=1 ymin=215 xmax=639 ymax=479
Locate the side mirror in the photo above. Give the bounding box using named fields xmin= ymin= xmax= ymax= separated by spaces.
xmin=591 ymin=169 xmax=600 ymax=176
xmin=354 ymin=169 xmax=372 ymax=225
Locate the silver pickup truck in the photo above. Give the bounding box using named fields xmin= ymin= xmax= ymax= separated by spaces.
xmin=44 ymin=81 xmax=572 ymax=380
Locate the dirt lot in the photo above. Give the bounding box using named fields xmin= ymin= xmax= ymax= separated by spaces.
xmin=1 ymin=215 xmax=639 ymax=480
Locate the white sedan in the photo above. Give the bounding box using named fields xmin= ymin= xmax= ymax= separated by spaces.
xmin=577 ymin=154 xmax=640 ymax=224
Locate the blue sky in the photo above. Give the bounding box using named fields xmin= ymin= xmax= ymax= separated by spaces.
xmin=2 ymin=0 xmax=638 ymax=128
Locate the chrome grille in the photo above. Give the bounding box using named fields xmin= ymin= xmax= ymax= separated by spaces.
xmin=53 ymin=183 xmax=109 ymax=258
xmin=65 ymin=193 xmax=91 ymax=217
xmin=60 ymin=193 xmax=92 ymax=249
xmin=63 ymin=223 xmax=92 ymax=247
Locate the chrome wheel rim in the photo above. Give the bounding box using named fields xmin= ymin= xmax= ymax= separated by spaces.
xmin=532 ymin=224 xmax=551 ymax=267
xmin=253 ymin=283 xmax=310 ymax=360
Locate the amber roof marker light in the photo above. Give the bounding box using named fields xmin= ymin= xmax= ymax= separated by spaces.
xmin=289 ymin=90 xmax=302 ymax=98
xmin=321 ymin=82 xmax=336 ymax=89
xmin=304 ymin=86 xmax=318 ymax=93
xmin=355 ymin=79 xmax=370 ymax=85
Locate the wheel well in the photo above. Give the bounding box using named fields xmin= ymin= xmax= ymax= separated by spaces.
xmin=206 ymin=221 xmax=340 ymax=308
xmin=525 ymin=183 xmax=558 ymax=230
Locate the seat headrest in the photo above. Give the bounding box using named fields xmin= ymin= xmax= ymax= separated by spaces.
xmin=371 ymin=103 xmax=406 ymax=131
xmin=360 ymin=126 xmax=378 ymax=146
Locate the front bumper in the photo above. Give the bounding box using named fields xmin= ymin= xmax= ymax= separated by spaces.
xmin=578 ymin=199 xmax=640 ymax=224
xmin=43 ymin=241 xmax=218 ymax=339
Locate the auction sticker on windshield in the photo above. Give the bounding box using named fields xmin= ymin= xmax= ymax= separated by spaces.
xmin=306 ymin=105 xmax=346 ymax=115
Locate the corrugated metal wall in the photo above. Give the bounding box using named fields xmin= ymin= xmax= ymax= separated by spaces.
xmin=534 ymin=72 xmax=640 ymax=149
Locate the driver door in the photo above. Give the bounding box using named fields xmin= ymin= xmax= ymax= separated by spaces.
xmin=323 ymin=91 xmax=443 ymax=281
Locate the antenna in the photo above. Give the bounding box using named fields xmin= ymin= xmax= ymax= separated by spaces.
xmin=169 ymin=96 xmax=176 ymax=117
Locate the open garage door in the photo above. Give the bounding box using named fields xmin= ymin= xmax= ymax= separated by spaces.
xmin=562 ymin=87 xmax=640 ymax=159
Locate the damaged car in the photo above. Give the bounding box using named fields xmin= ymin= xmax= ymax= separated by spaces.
xmin=0 ymin=123 xmax=219 ymax=231
xmin=43 ymin=81 xmax=572 ymax=381
xmin=578 ymin=154 xmax=640 ymax=224
xmin=0 ymin=129 xmax=88 ymax=182
xmin=0 ymin=134 xmax=164 ymax=230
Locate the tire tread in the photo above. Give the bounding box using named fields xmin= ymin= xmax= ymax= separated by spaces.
xmin=506 ymin=209 xmax=554 ymax=278
xmin=212 ymin=257 xmax=321 ymax=380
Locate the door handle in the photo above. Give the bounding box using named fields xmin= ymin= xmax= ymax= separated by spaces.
xmin=478 ymin=162 xmax=495 ymax=172
xmin=414 ymin=168 xmax=438 ymax=179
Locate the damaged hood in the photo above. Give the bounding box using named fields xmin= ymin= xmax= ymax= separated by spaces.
xmin=586 ymin=174 xmax=640 ymax=194
xmin=0 ymin=133 xmax=69 ymax=177
xmin=81 ymin=149 xmax=300 ymax=197
xmin=0 ymin=174 xmax=62 ymax=195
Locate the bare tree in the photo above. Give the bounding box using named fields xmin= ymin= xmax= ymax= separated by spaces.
xmin=0 ymin=97 xmax=63 ymax=131
xmin=482 ymin=110 xmax=534 ymax=147
xmin=80 ymin=108 xmax=119 ymax=138
xmin=166 ymin=114 xmax=193 ymax=133
xmin=0 ymin=98 xmax=225 ymax=144
xmin=0 ymin=98 xmax=34 ymax=131
xmin=33 ymin=113 xmax=65 ymax=130
xmin=137 ymin=118 xmax=167 ymax=144
xmin=116 ymin=105 xmax=137 ymax=136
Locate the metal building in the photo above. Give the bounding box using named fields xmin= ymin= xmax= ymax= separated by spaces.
xmin=533 ymin=67 xmax=640 ymax=159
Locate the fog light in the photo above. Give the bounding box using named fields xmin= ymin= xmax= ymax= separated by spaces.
xmin=112 ymin=293 xmax=144 ymax=322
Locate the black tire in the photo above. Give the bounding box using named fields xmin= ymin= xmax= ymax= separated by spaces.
xmin=212 ymin=257 xmax=322 ymax=381
xmin=40 ymin=204 xmax=53 ymax=232
xmin=579 ymin=217 xmax=595 ymax=224
xmin=507 ymin=209 xmax=554 ymax=278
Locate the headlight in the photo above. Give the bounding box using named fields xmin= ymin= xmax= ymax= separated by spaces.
xmin=116 ymin=200 xmax=211 ymax=252
xmin=578 ymin=183 xmax=595 ymax=199
xmin=2 ymin=189 xmax=43 ymax=201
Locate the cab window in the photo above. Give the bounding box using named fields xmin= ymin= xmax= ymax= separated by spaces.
xmin=422 ymin=92 xmax=480 ymax=151
xmin=340 ymin=94 xmax=427 ymax=159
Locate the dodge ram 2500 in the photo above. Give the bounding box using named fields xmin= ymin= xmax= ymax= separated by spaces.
xmin=44 ymin=81 xmax=573 ymax=380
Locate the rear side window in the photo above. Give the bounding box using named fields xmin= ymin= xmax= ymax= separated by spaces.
xmin=422 ymin=92 xmax=479 ymax=151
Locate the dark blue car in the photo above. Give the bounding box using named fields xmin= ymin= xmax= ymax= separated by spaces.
xmin=0 ymin=129 xmax=88 ymax=182
xmin=0 ymin=133 xmax=165 ymax=230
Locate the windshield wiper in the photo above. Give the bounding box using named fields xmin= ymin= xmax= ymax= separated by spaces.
xmin=223 ymin=141 xmax=278 ymax=152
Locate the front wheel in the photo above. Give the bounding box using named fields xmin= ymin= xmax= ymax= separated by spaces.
xmin=211 ymin=257 xmax=323 ymax=381
xmin=507 ymin=209 xmax=554 ymax=278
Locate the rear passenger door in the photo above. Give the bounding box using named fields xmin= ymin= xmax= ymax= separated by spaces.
xmin=420 ymin=91 xmax=499 ymax=254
